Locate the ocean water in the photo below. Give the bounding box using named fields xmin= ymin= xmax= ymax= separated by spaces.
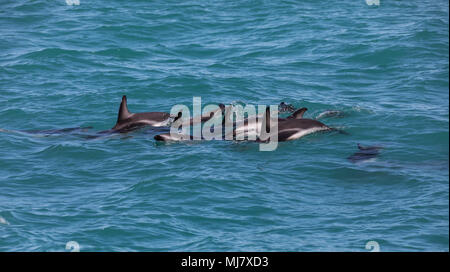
xmin=0 ymin=0 xmax=448 ymax=252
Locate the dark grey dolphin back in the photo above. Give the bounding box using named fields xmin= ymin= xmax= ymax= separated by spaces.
xmin=357 ymin=143 xmax=383 ymax=151
xmin=347 ymin=143 xmax=383 ymax=163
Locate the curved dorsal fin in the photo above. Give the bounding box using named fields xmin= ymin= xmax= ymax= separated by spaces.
xmin=288 ymin=107 xmax=308 ymax=119
xmin=116 ymin=95 xmax=132 ymax=123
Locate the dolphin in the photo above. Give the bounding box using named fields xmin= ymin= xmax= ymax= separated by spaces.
xmin=110 ymin=95 xmax=172 ymax=133
xmin=229 ymin=107 xmax=308 ymax=140
xmin=258 ymin=106 xmax=331 ymax=142
xmin=347 ymin=143 xmax=383 ymax=163
xmin=109 ymin=96 xmax=220 ymax=133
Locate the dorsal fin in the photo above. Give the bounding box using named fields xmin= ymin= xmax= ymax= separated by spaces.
xmin=288 ymin=107 xmax=308 ymax=119
xmin=116 ymin=95 xmax=132 ymax=123
xmin=357 ymin=143 xmax=383 ymax=151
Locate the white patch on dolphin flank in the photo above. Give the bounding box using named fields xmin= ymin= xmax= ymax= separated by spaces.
xmin=138 ymin=119 xmax=170 ymax=127
xmin=158 ymin=134 xmax=178 ymax=141
xmin=231 ymin=116 xmax=277 ymax=141
xmin=232 ymin=117 xmax=260 ymax=140
xmin=286 ymin=127 xmax=328 ymax=141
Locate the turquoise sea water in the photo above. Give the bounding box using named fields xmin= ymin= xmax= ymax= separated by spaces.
xmin=0 ymin=0 xmax=448 ymax=251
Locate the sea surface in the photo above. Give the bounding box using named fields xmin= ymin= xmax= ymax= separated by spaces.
xmin=0 ymin=0 xmax=448 ymax=251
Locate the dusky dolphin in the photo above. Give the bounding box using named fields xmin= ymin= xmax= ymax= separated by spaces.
xmin=347 ymin=143 xmax=383 ymax=163
xmin=111 ymin=95 xmax=172 ymax=133
xmin=258 ymin=106 xmax=332 ymax=142
xmin=230 ymin=107 xmax=308 ymax=140
xmin=110 ymin=96 xmax=220 ymax=133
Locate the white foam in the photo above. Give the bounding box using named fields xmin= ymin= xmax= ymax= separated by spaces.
xmin=365 ymin=0 xmax=380 ymax=6
xmin=360 ymin=158 xmax=378 ymax=163
xmin=0 ymin=216 xmax=9 ymax=225
xmin=66 ymin=0 xmax=80 ymax=6
xmin=316 ymin=110 xmax=343 ymax=120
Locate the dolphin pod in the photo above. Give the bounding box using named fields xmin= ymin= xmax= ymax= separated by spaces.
xmin=0 ymin=95 xmax=383 ymax=160
xmin=1 ymin=96 xmax=377 ymax=158
xmin=153 ymin=104 xmax=332 ymax=143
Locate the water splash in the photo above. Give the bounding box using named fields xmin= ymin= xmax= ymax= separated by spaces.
xmin=365 ymin=0 xmax=380 ymax=6
xmin=0 ymin=216 xmax=9 ymax=225
xmin=65 ymin=0 xmax=80 ymax=6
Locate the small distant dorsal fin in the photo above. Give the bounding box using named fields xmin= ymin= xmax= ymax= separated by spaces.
xmin=288 ymin=107 xmax=308 ymax=119
xmin=357 ymin=143 xmax=383 ymax=151
xmin=116 ymin=95 xmax=132 ymax=123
